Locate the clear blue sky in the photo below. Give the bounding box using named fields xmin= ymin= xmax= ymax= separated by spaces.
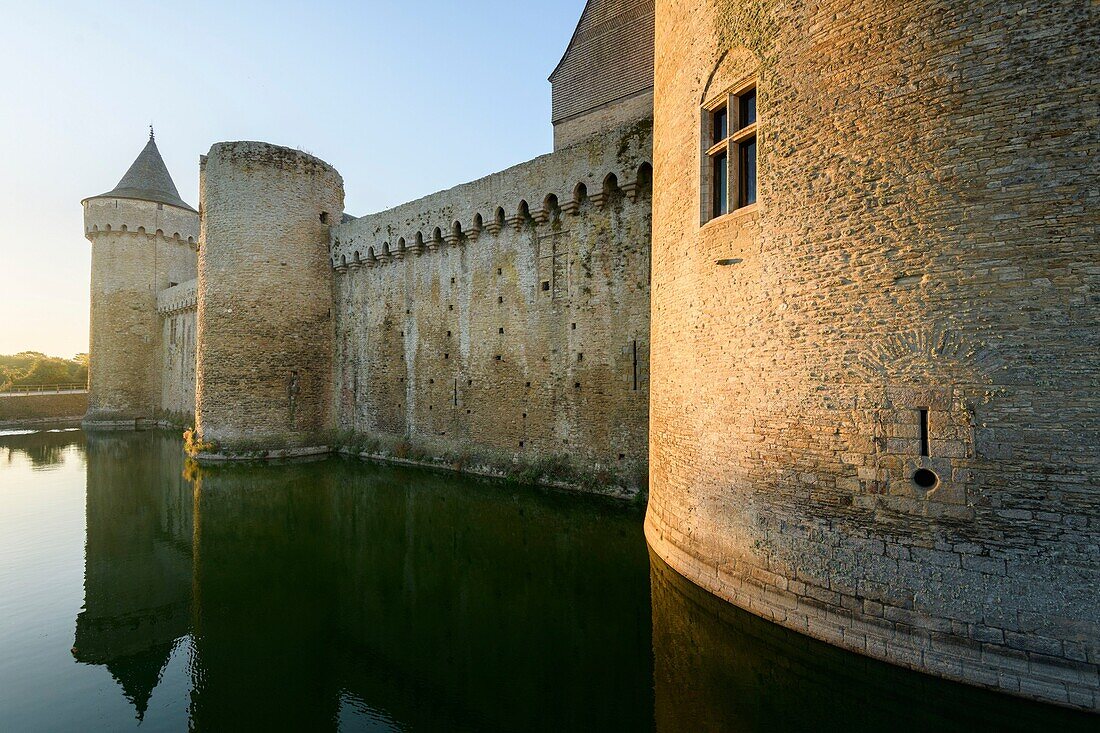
xmin=0 ymin=0 xmax=587 ymax=357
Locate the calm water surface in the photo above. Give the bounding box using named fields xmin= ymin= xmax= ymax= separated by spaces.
xmin=0 ymin=430 xmax=1093 ymax=732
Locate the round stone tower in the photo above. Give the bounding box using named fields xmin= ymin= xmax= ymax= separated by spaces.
xmin=648 ymin=0 xmax=1098 ymax=711
xmin=195 ymin=142 xmax=343 ymax=451
xmin=82 ymin=131 xmax=199 ymax=427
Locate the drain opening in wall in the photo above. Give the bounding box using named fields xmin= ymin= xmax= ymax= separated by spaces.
xmin=913 ymin=468 xmax=939 ymax=490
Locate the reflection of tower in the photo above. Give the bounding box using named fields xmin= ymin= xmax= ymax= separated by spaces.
xmin=72 ymin=432 xmax=194 ymax=720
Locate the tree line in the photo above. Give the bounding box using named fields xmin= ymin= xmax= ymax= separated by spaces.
xmin=0 ymin=352 xmax=88 ymax=391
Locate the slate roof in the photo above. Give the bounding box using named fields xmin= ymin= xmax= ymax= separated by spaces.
xmin=85 ymin=134 xmax=197 ymax=213
xmin=549 ymin=0 xmax=655 ymax=124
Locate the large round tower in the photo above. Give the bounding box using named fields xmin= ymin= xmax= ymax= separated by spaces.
xmin=195 ymin=142 xmax=343 ymax=451
xmin=82 ymin=131 xmax=199 ymax=427
xmin=648 ymin=0 xmax=1098 ymax=711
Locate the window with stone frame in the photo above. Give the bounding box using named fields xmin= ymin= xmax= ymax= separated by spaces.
xmin=703 ymin=81 xmax=757 ymax=222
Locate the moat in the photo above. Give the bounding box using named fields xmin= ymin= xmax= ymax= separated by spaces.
xmin=0 ymin=429 xmax=1092 ymax=732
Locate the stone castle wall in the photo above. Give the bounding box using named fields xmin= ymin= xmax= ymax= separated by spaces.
xmin=647 ymin=0 xmax=1098 ymax=711
xmin=196 ymin=142 xmax=344 ymax=449
xmin=83 ymin=198 xmax=198 ymax=425
xmin=157 ymin=280 xmax=197 ymax=420
xmin=330 ymin=121 xmax=652 ymax=485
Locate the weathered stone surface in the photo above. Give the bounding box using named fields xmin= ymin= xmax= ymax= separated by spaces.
xmin=647 ymin=0 xmax=1099 ymax=711
xmin=0 ymin=392 xmax=88 ymax=427
xmin=196 ymin=142 xmax=344 ymax=449
xmin=82 ymin=196 xmax=198 ymax=426
xmin=330 ymin=121 xmax=652 ymax=485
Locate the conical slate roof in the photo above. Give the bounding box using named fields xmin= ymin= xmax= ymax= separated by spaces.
xmin=85 ymin=132 xmax=197 ymax=213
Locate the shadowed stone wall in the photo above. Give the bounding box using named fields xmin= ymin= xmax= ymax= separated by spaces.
xmin=157 ymin=280 xmax=197 ymax=420
xmin=196 ymin=142 xmax=344 ymax=449
xmin=647 ymin=0 xmax=1099 ymax=710
xmin=330 ymin=121 xmax=653 ymax=487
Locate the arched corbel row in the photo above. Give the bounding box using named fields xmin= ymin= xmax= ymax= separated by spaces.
xmin=328 ymin=161 xmax=650 ymax=272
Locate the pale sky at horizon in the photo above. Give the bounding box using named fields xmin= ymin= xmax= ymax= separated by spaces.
xmin=0 ymin=0 xmax=586 ymax=357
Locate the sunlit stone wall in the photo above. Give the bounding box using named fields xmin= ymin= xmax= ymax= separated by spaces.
xmin=0 ymin=392 xmax=88 ymax=427
xmin=83 ymin=198 xmax=198 ymax=426
xmin=647 ymin=0 xmax=1099 ymax=710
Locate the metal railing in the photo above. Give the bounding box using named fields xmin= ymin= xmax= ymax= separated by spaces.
xmin=0 ymin=383 xmax=88 ymax=395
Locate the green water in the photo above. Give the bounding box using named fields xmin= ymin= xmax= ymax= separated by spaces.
xmin=0 ymin=430 xmax=1092 ymax=732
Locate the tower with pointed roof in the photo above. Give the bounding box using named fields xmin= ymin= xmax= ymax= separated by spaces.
xmin=82 ymin=130 xmax=199 ymax=427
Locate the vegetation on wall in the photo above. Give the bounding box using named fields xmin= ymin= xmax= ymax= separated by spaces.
xmin=0 ymin=352 xmax=88 ymax=391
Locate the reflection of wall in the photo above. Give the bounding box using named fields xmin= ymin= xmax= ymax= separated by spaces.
xmin=326 ymin=461 xmax=653 ymax=732
xmin=187 ymin=459 xmax=653 ymax=731
xmin=187 ymin=462 xmax=336 ymax=731
xmin=649 ymin=551 xmax=1096 ymax=733
xmin=73 ymin=432 xmax=193 ymax=720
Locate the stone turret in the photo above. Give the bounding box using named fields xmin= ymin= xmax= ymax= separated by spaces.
xmin=82 ymin=131 xmax=199 ymax=427
xmin=647 ymin=0 xmax=1099 ymax=711
xmin=195 ymin=142 xmax=343 ymax=451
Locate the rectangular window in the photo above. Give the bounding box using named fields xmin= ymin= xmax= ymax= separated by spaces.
xmin=739 ymin=89 xmax=756 ymax=128
xmin=713 ymin=150 xmax=728 ymax=217
xmin=713 ymin=106 xmax=728 ymax=145
xmin=740 ymin=137 xmax=756 ymax=207
xmin=703 ymin=82 xmax=757 ymax=223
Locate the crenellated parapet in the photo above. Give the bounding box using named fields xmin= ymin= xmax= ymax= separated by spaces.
xmin=156 ymin=279 xmax=198 ymax=315
xmin=330 ymin=119 xmax=652 ymax=273
xmin=83 ymin=197 xmax=199 ymax=249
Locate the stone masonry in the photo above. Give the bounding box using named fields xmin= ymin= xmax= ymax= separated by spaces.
xmin=83 ymin=185 xmax=198 ymax=427
xmin=330 ymin=120 xmax=652 ymax=481
xmin=196 ymin=142 xmax=344 ymax=449
xmin=79 ymin=0 xmax=1098 ymax=712
xmin=647 ymin=0 xmax=1099 ymax=711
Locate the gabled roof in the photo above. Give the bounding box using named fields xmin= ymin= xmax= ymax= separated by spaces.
xmin=548 ymin=0 xmax=654 ymax=124
xmin=84 ymin=133 xmax=197 ymax=213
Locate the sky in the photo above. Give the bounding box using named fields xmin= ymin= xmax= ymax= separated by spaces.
xmin=0 ymin=0 xmax=587 ymax=357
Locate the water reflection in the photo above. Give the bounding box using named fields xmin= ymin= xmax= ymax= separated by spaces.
xmin=73 ymin=432 xmax=192 ymax=720
xmin=650 ymin=549 xmax=1096 ymax=733
xmin=76 ymin=431 xmax=654 ymax=731
xmin=2 ymin=430 xmax=1091 ymax=731
xmin=0 ymin=428 xmax=84 ymax=467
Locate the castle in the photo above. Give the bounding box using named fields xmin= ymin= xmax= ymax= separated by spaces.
xmin=81 ymin=0 xmax=1098 ymax=713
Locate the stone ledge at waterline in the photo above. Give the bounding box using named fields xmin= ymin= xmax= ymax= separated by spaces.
xmin=0 ymin=391 xmax=88 ymax=428
xmin=186 ymin=430 xmax=647 ymax=502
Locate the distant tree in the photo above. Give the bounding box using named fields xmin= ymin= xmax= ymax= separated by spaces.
xmin=0 ymin=352 xmax=88 ymax=390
